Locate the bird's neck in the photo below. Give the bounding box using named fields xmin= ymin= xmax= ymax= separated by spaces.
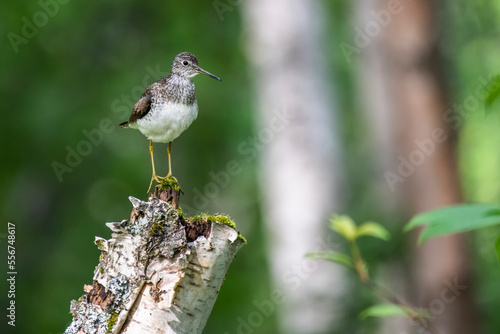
xmin=170 ymin=73 xmax=192 ymax=83
xmin=161 ymin=74 xmax=196 ymax=105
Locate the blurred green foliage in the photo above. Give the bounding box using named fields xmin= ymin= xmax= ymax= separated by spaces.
xmin=405 ymin=204 xmax=500 ymax=244
xmin=0 ymin=1 xmax=265 ymax=333
xmin=1 ymin=0 xmax=500 ymax=333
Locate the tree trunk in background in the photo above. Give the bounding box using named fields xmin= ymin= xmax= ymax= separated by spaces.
xmin=242 ymin=1 xmax=344 ymax=333
xmin=356 ymin=0 xmax=479 ymax=333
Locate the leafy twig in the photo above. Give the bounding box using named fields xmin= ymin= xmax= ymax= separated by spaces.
xmin=309 ymin=215 xmax=442 ymax=334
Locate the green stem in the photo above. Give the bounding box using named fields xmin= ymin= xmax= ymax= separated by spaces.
xmin=348 ymin=239 xmax=440 ymax=334
xmin=365 ymin=280 xmax=440 ymax=334
xmin=348 ymin=240 xmax=369 ymax=284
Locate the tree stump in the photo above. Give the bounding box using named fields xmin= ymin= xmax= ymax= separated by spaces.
xmin=150 ymin=177 xmax=183 ymax=210
xmin=64 ymin=180 xmax=245 ymax=334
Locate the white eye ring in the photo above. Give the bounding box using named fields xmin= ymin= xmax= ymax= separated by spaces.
xmin=183 ymin=61 xmax=189 ymax=66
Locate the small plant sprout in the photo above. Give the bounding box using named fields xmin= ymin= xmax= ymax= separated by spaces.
xmin=307 ymin=215 xmax=440 ymax=334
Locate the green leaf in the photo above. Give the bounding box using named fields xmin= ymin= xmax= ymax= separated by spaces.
xmin=355 ymin=222 xmax=391 ymax=241
xmin=404 ymin=204 xmax=500 ymax=245
xmin=330 ymin=215 xmax=357 ymax=241
xmin=305 ymin=252 xmax=354 ymax=269
xmin=485 ymin=75 xmax=500 ymax=111
xmin=495 ymin=235 xmax=500 ymax=263
xmin=359 ymin=304 xmax=409 ymax=320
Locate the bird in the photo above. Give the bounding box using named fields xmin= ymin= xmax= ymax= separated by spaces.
xmin=119 ymin=52 xmax=221 ymax=193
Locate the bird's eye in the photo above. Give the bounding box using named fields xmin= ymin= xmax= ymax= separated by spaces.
xmin=183 ymin=61 xmax=189 ymax=66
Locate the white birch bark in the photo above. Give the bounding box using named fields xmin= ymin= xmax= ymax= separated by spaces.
xmin=64 ymin=197 xmax=245 ymax=334
xmin=242 ymin=1 xmax=345 ymax=333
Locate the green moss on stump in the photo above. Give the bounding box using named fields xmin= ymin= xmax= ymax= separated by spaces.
xmin=106 ymin=312 xmax=119 ymax=334
xmin=95 ymin=239 xmax=106 ymax=250
xmin=177 ymin=206 xmax=184 ymax=218
xmin=157 ymin=176 xmax=180 ymax=192
xmin=149 ymin=221 xmax=165 ymax=236
xmin=235 ymin=233 xmax=247 ymax=243
xmin=188 ymin=214 xmax=246 ymax=243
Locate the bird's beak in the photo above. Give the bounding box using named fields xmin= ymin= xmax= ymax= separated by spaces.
xmin=197 ymin=67 xmax=222 ymax=81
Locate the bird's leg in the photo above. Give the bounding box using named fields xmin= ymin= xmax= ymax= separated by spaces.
xmin=163 ymin=141 xmax=178 ymax=183
xmin=167 ymin=141 xmax=173 ymax=177
xmin=147 ymin=140 xmax=163 ymax=193
xmin=154 ymin=141 xmax=173 ymax=181
xmin=150 ymin=142 xmax=177 ymax=189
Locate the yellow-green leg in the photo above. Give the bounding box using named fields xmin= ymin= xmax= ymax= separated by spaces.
xmin=167 ymin=142 xmax=172 ymax=177
xmin=166 ymin=142 xmax=178 ymax=183
xmin=147 ymin=140 xmax=164 ymax=193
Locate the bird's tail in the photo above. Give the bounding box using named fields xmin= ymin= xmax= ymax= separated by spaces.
xmin=119 ymin=121 xmax=129 ymax=128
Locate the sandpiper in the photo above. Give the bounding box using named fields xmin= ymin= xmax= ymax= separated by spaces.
xmin=119 ymin=52 xmax=221 ymax=192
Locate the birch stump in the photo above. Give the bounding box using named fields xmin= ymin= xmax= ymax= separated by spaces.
xmin=64 ymin=182 xmax=245 ymax=334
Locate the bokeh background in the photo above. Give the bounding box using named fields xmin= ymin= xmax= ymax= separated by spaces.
xmin=1 ymin=1 xmax=500 ymax=333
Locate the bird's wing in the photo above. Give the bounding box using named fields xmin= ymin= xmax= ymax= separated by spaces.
xmin=120 ymin=94 xmax=152 ymax=127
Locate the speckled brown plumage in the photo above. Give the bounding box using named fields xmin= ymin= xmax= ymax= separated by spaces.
xmin=119 ymin=52 xmax=220 ymax=139
xmin=118 ymin=52 xmax=221 ymax=191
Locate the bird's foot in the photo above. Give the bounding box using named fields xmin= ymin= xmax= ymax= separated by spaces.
xmin=156 ymin=173 xmax=177 ymax=181
xmin=147 ymin=174 xmax=168 ymax=194
xmin=147 ymin=178 xmax=154 ymax=194
xmin=155 ymin=175 xmax=167 ymax=182
xmin=147 ymin=174 xmax=180 ymax=194
xmin=164 ymin=173 xmax=178 ymax=184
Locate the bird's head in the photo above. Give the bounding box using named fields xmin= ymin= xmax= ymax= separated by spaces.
xmin=171 ymin=52 xmax=221 ymax=81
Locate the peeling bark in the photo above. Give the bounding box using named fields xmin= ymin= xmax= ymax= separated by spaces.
xmin=65 ymin=193 xmax=245 ymax=334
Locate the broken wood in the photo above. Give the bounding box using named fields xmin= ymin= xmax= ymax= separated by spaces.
xmin=64 ymin=181 xmax=245 ymax=334
xmin=150 ymin=177 xmax=183 ymax=210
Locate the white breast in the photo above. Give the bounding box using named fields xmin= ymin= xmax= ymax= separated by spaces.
xmin=136 ymin=100 xmax=198 ymax=143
